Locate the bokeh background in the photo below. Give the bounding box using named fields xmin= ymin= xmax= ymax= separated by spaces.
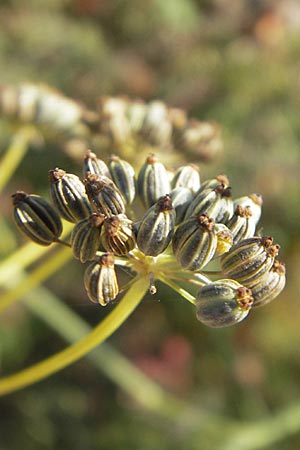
xmin=1 ymin=1 xmax=300 ymax=449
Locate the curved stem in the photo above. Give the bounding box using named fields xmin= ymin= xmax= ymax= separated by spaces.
xmin=0 ymin=275 xmax=148 ymax=396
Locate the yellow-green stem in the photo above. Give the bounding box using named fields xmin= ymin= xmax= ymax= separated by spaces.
xmin=0 ymin=126 xmax=38 ymax=192
xmin=0 ymin=221 xmax=73 ymax=287
xmin=0 ymin=275 xmax=148 ymax=396
xmin=157 ymin=274 xmax=196 ymax=305
xmin=0 ymin=245 xmax=72 ymax=313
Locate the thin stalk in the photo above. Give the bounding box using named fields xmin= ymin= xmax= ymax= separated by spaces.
xmin=157 ymin=274 xmax=196 ymax=305
xmin=0 ymin=221 xmax=73 ymax=287
xmin=167 ymin=273 xmax=205 ymax=288
xmin=0 ymin=245 xmax=72 ymax=313
xmin=23 ymin=285 xmax=201 ymax=420
xmin=218 ymin=402 xmax=300 ymax=450
xmin=0 ymin=126 xmax=38 ymax=192
xmin=0 ymin=276 xmax=149 ymax=396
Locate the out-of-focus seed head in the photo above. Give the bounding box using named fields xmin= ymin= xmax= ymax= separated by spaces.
xmin=171 ymin=164 xmax=200 ymax=194
xmin=214 ymin=223 xmax=233 ymax=256
xmin=71 ymin=213 xmax=105 ymax=263
xmin=108 ymin=155 xmax=136 ymax=205
xmin=172 ymin=214 xmax=217 ymax=271
xmin=251 ymin=260 xmax=286 ymax=308
xmin=226 ymin=205 xmax=256 ymax=244
xmin=233 ymin=193 xmax=263 ymax=226
xmin=102 ymin=214 xmax=136 ymax=256
xmin=49 ymin=168 xmax=92 ymax=222
xmin=12 ymin=191 xmax=63 ymax=246
xmin=169 ymin=187 xmax=194 ymax=225
xmin=184 ymin=182 xmax=233 ymax=223
xmin=141 ymin=101 xmax=172 ymax=147
xmin=175 ymin=120 xmax=223 ymax=162
xmin=84 ymin=253 xmax=119 ymax=306
xmin=196 ymin=279 xmax=253 ymax=328
xmin=221 ymin=236 xmax=280 ymax=287
xmin=98 ymin=96 xmax=131 ymax=144
xmin=137 ymin=154 xmax=171 ymax=209
xmin=137 ymin=194 xmax=176 ymax=256
xmin=126 ymin=99 xmax=147 ymax=134
xmin=84 ymin=173 xmax=126 ymax=217
xmin=83 ymin=149 xmax=111 ymax=179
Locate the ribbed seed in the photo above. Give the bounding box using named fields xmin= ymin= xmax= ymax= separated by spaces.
xmin=172 ymin=214 xmax=217 ymax=271
xmin=83 ymin=149 xmax=111 ymax=178
xmin=71 ymin=213 xmax=105 ymax=263
xmin=102 ymin=214 xmax=136 ymax=256
xmin=84 ymin=173 xmax=126 ymax=217
xmin=196 ymin=279 xmax=253 ymax=328
xmin=221 ymin=236 xmax=280 ymax=286
xmin=12 ymin=191 xmax=63 ymax=246
xmin=137 ymin=195 xmax=176 ymax=256
xmin=49 ymin=168 xmax=92 ymax=222
xmin=214 ymin=223 xmax=233 ymax=256
xmin=171 ymin=164 xmax=200 ymax=194
xmin=226 ymin=205 xmax=256 ymax=243
xmin=84 ymin=254 xmax=119 ymax=306
xmin=251 ymin=260 xmax=286 ymax=308
xmin=233 ymin=194 xmax=263 ymax=226
xmin=137 ymin=154 xmax=171 ymax=209
xmin=197 ymin=174 xmax=230 ymax=194
xmin=184 ymin=183 xmax=233 ymax=223
xmin=169 ymin=187 xmax=194 ymax=225
xmin=108 ymin=155 xmax=136 ymax=204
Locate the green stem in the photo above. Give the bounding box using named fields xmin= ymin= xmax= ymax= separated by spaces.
xmin=157 ymin=274 xmax=196 ymax=305
xmin=218 ymin=403 xmax=300 ymax=450
xmin=0 ymin=245 xmax=72 ymax=313
xmin=23 ymin=285 xmax=197 ymax=419
xmin=0 ymin=126 xmax=38 ymax=192
xmin=0 ymin=276 xmax=148 ymax=396
xmin=0 ymin=221 xmax=73 ymax=288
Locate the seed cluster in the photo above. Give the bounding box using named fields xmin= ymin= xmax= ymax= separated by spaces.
xmin=12 ymin=151 xmax=286 ymax=327
xmin=0 ymin=83 xmax=222 ymax=162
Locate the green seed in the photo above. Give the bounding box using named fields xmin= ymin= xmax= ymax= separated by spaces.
xmin=251 ymin=260 xmax=286 ymax=308
xmin=71 ymin=213 xmax=105 ymax=263
xmin=233 ymin=194 xmax=263 ymax=226
xmin=83 ymin=149 xmax=110 ymax=179
xmin=171 ymin=164 xmax=200 ymax=194
xmin=172 ymin=214 xmax=217 ymax=271
xmin=137 ymin=194 xmax=176 ymax=256
xmin=12 ymin=191 xmax=63 ymax=246
xmin=108 ymin=155 xmax=136 ymax=204
xmin=84 ymin=173 xmax=126 ymax=217
xmin=169 ymin=187 xmax=194 ymax=225
xmin=84 ymin=253 xmax=119 ymax=306
xmin=226 ymin=205 xmax=256 ymax=244
xmin=49 ymin=168 xmax=92 ymax=222
xmin=221 ymin=236 xmax=280 ymax=287
xmin=196 ymin=279 xmax=253 ymax=328
xmin=184 ymin=183 xmax=233 ymax=223
xmin=137 ymin=154 xmax=171 ymax=209
xmin=197 ymin=174 xmax=229 ymax=194
xmin=102 ymin=214 xmax=136 ymax=256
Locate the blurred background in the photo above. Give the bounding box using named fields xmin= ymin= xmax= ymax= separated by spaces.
xmin=1 ymin=0 xmax=300 ymax=449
